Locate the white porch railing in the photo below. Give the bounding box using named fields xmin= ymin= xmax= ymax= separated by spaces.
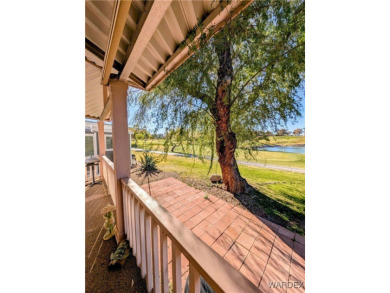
xmin=98 ymin=155 xmax=259 ymax=292
xmin=101 ymin=155 xmax=116 ymax=205
xmin=121 ymin=178 xmax=260 ymax=293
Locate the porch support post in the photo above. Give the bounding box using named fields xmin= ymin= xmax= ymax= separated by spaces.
xmin=97 ymin=120 xmax=105 ymax=179
xmin=129 ymin=132 xmax=132 ymax=168
xmin=98 ymin=85 xmax=109 ymax=179
xmin=110 ymin=80 xmax=130 ymax=242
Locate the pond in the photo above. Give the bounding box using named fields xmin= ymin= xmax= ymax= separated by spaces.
xmin=256 ymin=145 xmax=305 ymax=154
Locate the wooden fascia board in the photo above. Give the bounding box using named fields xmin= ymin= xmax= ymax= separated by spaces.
xmin=119 ymin=0 xmax=173 ymax=82
xmin=85 ymin=114 xmax=100 ymax=120
xmin=100 ymin=96 xmax=112 ymax=120
xmin=86 ymin=38 xmax=122 ymax=72
xmin=101 ymin=0 xmax=132 ymax=86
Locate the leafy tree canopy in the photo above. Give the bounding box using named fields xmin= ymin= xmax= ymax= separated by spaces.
xmin=128 ymin=0 xmax=305 ymax=170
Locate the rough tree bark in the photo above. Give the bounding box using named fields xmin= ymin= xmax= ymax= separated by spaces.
xmin=213 ymin=35 xmax=250 ymax=194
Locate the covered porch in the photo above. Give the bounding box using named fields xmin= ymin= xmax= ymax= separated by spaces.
xmin=86 ymin=155 xmax=262 ymax=292
xmin=85 ymin=0 xmax=303 ymax=292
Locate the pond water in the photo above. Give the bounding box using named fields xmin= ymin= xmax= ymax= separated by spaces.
xmin=256 ymin=145 xmax=305 ymax=154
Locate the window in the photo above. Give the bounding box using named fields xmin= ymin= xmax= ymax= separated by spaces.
xmin=105 ymin=135 xmax=113 ymax=151
xmin=85 ymin=134 xmax=97 ymax=157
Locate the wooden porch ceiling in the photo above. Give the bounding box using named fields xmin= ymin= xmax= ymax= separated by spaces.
xmin=85 ymin=0 xmax=254 ymax=119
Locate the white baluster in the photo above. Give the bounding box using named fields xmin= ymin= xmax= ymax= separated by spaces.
xmin=140 ymin=207 xmax=146 ymax=278
xmin=145 ymin=214 xmax=153 ymax=292
xmin=152 ymin=220 xmax=161 ymax=293
xmin=189 ymin=264 xmax=200 ymax=293
xmin=172 ymin=243 xmax=182 ymax=293
xmin=160 ymin=229 xmax=169 ymax=293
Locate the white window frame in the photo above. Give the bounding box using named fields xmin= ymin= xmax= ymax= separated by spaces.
xmin=85 ymin=133 xmax=97 ymax=157
xmin=105 ymin=134 xmax=113 ymax=151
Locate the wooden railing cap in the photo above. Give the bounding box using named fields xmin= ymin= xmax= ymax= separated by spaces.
xmin=102 ymin=155 xmax=114 ymax=169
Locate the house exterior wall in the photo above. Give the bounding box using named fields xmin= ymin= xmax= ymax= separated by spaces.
xmin=85 ymin=121 xmax=132 ymax=164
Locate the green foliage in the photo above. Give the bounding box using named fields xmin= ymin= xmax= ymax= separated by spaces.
xmin=137 ymin=153 xmax=161 ymax=178
xmin=128 ymin=0 xmax=305 ymax=170
xmin=137 ymin=153 xmax=161 ymax=195
xmin=135 ymin=133 xmax=144 ymax=141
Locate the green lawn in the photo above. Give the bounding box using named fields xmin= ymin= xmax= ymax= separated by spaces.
xmin=132 ymin=138 xmax=305 ymax=169
xmin=235 ymin=149 xmax=305 ymax=169
xmin=134 ymin=152 xmax=305 ymax=234
xmin=258 ymin=135 xmax=305 ymax=146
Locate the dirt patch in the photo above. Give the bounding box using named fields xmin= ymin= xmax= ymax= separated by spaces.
xmin=130 ymin=168 xmax=179 ymax=186
xmin=130 ymin=167 xmax=242 ymax=207
xmin=180 ymin=177 xmax=244 ymax=207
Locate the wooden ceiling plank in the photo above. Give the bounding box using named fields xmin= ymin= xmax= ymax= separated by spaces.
xmin=102 ymin=0 xmax=132 ymax=85
xmin=119 ymin=0 xmax=173 ymax=82
xmin=85 ymin=18 xmax=108 ymax=41
xmin=133 ymin=0 xmax=145 ymax=14
xmin=86 ymin=1 xmax=111 ymax=27
xmin=147 ymin=41 xmax=166 ymax=65
xmin=126 ymin=7 xmax=138 ymax=31
xmin=164 ymin=7 xmax=186 ymax=43
xmin=180 ymin=0 xmax=198 ymax=30
xmin=154 ymin=28 xmax=174 ymax=56
xmin=139 ymin=54 xmax=158 ymax=73
xmin=135 ymin=61 xmax=153 ymax=78
xmin=129 ymin=73 xmax=146 ymax=88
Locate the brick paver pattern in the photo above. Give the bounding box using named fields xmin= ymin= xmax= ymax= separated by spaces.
xmin=140 ymin=178 xmax=305 ymax=293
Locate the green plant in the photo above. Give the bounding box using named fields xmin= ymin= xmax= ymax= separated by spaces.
xmin=168 ymin=282 xmax=173 ymax=293
xmin=137 ymin=153 xmax=161 ymax=195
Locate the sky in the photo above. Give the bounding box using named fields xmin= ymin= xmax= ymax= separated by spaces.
xmin=286 ymin=89 xmax=305 ymax=130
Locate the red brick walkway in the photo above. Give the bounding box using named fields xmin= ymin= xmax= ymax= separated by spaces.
xmin=141 ymin=178 xmax=305 ymax=293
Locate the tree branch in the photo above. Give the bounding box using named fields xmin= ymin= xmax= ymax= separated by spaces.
xmin=188 ymin=99 xmax=215 ymax=121
xmin=231 ymin=44 xmax=302 ymax=106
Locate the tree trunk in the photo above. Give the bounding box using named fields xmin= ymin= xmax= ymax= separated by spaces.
xmin=213 ymin=35 xmax=250 ymax=194
xmin=148 ymin=177 xmax=151 ymax=196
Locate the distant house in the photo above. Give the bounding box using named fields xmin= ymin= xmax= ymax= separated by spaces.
xmin=85 ymin=120 xmax=134 ymax=164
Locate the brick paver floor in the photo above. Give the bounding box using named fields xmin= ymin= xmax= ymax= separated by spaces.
xmin=141 ymin=177 xmax=305 ymax=293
